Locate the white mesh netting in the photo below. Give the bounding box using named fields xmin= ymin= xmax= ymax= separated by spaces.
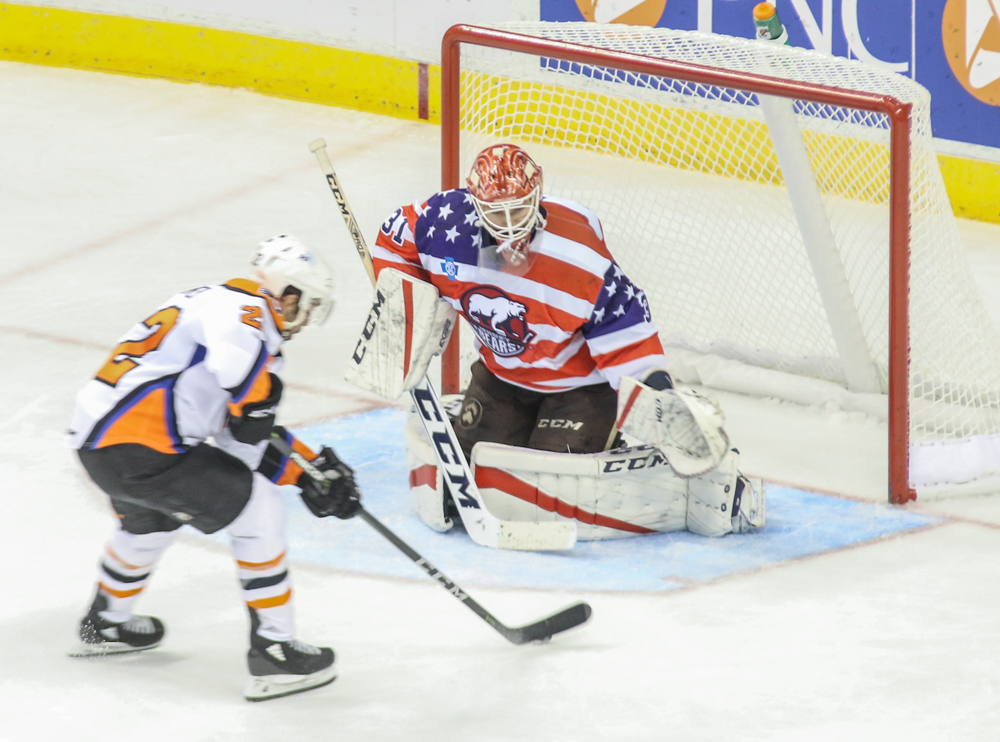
xmin=450 ymin=22 xmax=1000 ymax=493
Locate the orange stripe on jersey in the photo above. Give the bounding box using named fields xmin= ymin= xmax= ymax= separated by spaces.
xmin=543 ymin=201 xmax=614 ymax=261
xmin=525 ymin=253 xmax=605 ymax=303
xmin=373 ymin=256 xmax=428 ymax=283
xmin=228 ymin=359 xmax=272 ymax=417
xmin=99 ymin=582 xmax=145 ymax=599
xmin=237 ymin=552 xmax=287 ymax=571
xmin=247 ymin=589 xmax=292 ymax=609
xmin=94 ymin=386 xmax=181 ymax=454
xmin=591 ymin=334 xmax=665 ymax=370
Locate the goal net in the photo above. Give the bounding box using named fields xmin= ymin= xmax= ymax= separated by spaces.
xmin=440 ymin=21 xmax=1000 ymax=502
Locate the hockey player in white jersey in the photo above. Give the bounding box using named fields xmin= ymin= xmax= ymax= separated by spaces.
xmin=68 ymin=235 xmax=359 ymax=701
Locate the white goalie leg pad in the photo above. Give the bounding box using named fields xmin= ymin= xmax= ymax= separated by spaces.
xmin=345 ymin=268 xmax=457 ymax=400
xmin=405 ymin=399 xmax=455 ymax=533
xmin=615 ymin=377 xmax=730 ymax=477
xmin=471 ymin=442 xmax=688 ymax=541
xmin=686 ymin=450 xmax=766 ymax=536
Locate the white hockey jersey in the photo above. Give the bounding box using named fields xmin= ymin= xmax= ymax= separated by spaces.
xmin=68 ymin=279 xmax=284 ymax=455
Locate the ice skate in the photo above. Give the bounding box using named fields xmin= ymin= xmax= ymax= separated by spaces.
xmin=70 ymin=593 xmax=165 ymax=657
xmin=244 ymin=634 xmax=337 ymax=701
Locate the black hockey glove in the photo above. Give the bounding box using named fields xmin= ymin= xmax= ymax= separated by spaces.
xmin=229 ymin=373 xmax=282 ymax=444
xmin=298 ymin=446 xmax=362 ymax=520
xmin=640 ymin=368 xmax=674 ymax=391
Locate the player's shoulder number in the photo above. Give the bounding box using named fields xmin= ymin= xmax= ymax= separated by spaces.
xmin=380 ymin=207 xmax=409 ymax=246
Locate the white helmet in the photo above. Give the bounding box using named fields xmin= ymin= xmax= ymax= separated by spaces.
xmin=250 ymin=235 xmax=335 ymax=339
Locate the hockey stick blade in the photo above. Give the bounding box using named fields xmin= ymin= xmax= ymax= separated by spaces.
xmin=497 ymin=601 xmax=593 ymax=645
xmin=356 ymin=508 xmax=592 ymax=645
xmin=268 ymin=436 xmax=593 ymax=645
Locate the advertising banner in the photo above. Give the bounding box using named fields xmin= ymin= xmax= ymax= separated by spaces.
xmin=542 ymin=0 xmax=1000 ymax=151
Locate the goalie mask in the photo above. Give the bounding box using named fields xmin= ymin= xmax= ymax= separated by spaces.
xmin=250 ymin=235 xmax=335 ymax=339
xmin=467 ymin=144 xmax=547 ymax=275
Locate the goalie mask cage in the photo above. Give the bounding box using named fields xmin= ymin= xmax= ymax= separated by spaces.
xmin=439 ymin=22 xmax=1000 ymax=503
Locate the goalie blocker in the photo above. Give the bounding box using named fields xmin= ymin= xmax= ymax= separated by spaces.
xmin=406 ymin=406 xmax=765 ymax=540
xmin=345 ymin=268 xmax=456 ymax=400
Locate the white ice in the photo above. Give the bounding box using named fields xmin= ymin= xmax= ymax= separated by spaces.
xmin=3 ymin=60 xmax=1000 ymax=741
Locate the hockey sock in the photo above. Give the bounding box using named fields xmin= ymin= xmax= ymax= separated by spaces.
xmin=95 ymin=527 xmax=176 ymax=622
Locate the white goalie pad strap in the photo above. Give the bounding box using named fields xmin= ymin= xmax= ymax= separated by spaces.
xmin=686 ymin=449 xmax=742 ymax=537
xmin=345 ymin=268 xmax=457 ymax=400
xmin=615 ymin=377 xmax=730 ymax=478
xmin=405 ymin=405 xmax=453 ymax=533
xmin=471 ymin=442 xmax=688 ymax=541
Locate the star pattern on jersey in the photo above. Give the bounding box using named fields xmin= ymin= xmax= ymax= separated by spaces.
xmin=419 ymin=189 xmax=491 ymax=261
xmin=585 ymin=261 xmax=652 ymax=335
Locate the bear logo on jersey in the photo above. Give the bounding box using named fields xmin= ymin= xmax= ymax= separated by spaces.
xmin=461 ymin=287 xmax=536 ymax=357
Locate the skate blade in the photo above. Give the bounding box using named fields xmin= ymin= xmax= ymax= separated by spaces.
xmin=244 ymin=665 xmax=337 ymax=702
xmin=68 ymin=640 xmax=161 ymax=658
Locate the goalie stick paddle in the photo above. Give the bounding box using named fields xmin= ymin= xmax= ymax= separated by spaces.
xmin=269 ymin=434 xmax=592 ymax=644
xmin=307 ymin=137 xmax=576 ymax=551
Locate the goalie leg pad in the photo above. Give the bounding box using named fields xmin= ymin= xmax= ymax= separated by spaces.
xmin=471 ymin=442 xmax=688 ymax=541
xmin=686 ymin=450 xmax=765 ymax=536
xmin=616 ymin=377 xmax=730 ymax=477
xmin=346 ymin=268 xmax=457 ymax=400
xmin=405 ymin=400 xmax=455 ymax=533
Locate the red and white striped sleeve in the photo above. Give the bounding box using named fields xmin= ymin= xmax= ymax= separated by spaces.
xmin=371 ymin=201 xmax=431 ymax=282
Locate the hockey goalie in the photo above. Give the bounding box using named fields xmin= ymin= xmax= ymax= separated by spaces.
xmin=347 ymin=143 xmax=765 ymax=541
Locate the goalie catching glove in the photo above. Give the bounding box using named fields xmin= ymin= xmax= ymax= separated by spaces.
xmin=615 ymin=371 xmax=730 ymax=478
xmin=345 ymin=268 xmax=457 ymax=400
xmin=297 ymin=446 xmax=362 ymax=520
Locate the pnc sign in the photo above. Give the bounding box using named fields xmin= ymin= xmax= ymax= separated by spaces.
xmin=574 ymin=0 xmax=667 ymax=26
xmin=943 ymin=0 xmax=1000 ymax=105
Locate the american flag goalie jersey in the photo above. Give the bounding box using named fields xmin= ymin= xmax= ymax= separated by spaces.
xmin=372 ymin=189 xmax=667 ymax=392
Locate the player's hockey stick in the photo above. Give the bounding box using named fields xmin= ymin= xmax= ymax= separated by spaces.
xmin=307 ymin=137 xmax=576 ymax=551
xmin=270 ymin=434 xmax=592 ymax=644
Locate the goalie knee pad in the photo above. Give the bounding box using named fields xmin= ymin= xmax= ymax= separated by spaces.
xmin=686 ymin=450 xmax=766 ymax=536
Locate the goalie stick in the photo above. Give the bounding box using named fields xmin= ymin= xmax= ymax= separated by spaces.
xmin=307 ymin=137 xmax=576 ymax=551
xmin=270 ymin=434 xmax=592 ymax=644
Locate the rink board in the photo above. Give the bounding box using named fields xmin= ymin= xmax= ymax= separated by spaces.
xmin=248 ymin=408 xmax=937 ymax=593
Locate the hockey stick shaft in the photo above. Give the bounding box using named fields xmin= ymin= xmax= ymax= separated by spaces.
xmin=269 ymin=434 xmax=591 ymax=644
xmin=308 ymin=139 xmax=376 ymax=286
xmin=307 ymin=138 xmax=575 ymax=551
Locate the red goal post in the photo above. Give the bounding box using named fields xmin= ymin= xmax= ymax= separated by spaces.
xmin=439 ymin=23 xmax=915 ymax=502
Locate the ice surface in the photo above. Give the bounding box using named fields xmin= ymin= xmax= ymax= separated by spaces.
xmin=3 ymin=61 xmax=1000 ymax=740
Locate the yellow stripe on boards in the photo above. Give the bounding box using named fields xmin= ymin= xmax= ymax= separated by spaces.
xmin=0 ymin=2 xmax=994 ymax=223
xmin=0 ymin=3 xmax=441 ymax=122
